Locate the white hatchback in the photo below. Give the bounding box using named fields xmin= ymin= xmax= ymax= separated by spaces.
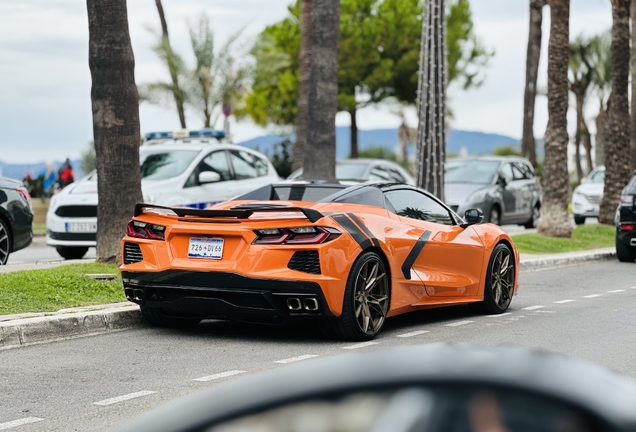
xmin=46 ymin=133 xmax=279 ymax=259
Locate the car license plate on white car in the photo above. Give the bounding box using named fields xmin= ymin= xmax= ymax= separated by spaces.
xmin=188 ymin=238 xmax=224 ymax=259
xmin=65 ymin=222 xmax=97 ymax=233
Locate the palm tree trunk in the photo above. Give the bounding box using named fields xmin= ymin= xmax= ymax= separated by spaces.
xmin=582 ymin=121 xmax=593 ymax=173
xmin=574 ymin=90 xmax=584 ymax=182
xmin=522 ymin=0 xmax=546 ymax=168
xmin=537 ymin=0 xmax=571 ymax=238
xmin=416 ymin=0 xmax=447 ymax=201
xmin=293 ymin=0 xmax=313 ymax=172
xmin=87 ymin=0 xmax=143 ymax=263
xmin=303 ymin=0 xmax=339 ymax=180
xmin=600 ymin=0 xmax=632 ymax=225
xmin=595 ymin=100 xmax=609 ymax=166
xmin=350 ymin=107 xmax=358 ymax=158
xmin=630 ymin=0 xmax=636 ymax=171
xmin=154 ymin=0 xmax=186 ymax=129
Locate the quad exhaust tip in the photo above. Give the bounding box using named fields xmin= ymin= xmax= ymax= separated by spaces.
xmin=286 ymin=297 xmax=319 ymax=311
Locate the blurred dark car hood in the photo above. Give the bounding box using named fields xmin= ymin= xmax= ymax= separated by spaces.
xmin=445 ymin=182 xmax=490 ymax=204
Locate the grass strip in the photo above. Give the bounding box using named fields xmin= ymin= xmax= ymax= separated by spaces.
xmin=512 ymin=224 xmax=615 ymax=254
xmin=0 ymin=263 xmax=125 ymax=316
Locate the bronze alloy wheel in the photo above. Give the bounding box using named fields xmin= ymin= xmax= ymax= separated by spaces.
xmin=353 ymin=256 xmax=390 ymax=336
xmin=490 ymin=246 xmax=514 ymax=310
xmin=0 ymin=219 xmax=10 ymax=265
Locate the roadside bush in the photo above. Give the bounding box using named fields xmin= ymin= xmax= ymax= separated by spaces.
xmin=269 ymin=138 xmax=294 ymax=178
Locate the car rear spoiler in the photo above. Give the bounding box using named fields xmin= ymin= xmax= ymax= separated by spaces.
xmin=133 ymin=203 xmax=325 ymax=223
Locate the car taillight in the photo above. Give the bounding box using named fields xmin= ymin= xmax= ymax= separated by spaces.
xmin=621 ymin=224 xmax=635 ymax=231
xmin=253 ymin=227 xmax=341 ymax=245
xmin=620 ymin=194 xmax=634 ymax=205
xmin=17 ymin=187 xmax=31 ymax=204
xmin=126 ymin=220 xmax=166 ymax=240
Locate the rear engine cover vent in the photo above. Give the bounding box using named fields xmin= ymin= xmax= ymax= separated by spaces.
xmin=288 ymin=251 xmax=320 ymax=274
xmin=124 ymin=243 xmax=143 ymax=264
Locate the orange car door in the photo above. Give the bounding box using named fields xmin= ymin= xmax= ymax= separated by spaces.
xmin=384 ymin=188 xmax=486 ymax=299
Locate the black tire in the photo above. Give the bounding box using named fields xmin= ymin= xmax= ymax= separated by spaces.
xmin=574 ymin=215 xmax=586 ymax=225
xmin=488 ymin=205 xmax=501 ymax=226
xmin=524 ymin=205 xmax=540 ymax=229
xmin=0 ymin=217 xmax=11 ymax=266
xmin=616 ymin=235 xmax=636 ymax=263
xmin=140 ymin=306 xmax=202 ymax=328
xmin=472 ymin=243 xmax=515 ymax=314
xmin=56 ymin=246 xmax=89 ymax=260
xmin=322 ymin=252 xmax=390 ymax=341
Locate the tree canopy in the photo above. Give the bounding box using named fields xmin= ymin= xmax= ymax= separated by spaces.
xmin=240 ymin=0 xmax=491 ymax=127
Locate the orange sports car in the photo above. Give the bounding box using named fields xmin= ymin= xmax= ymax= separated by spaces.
xmin=120 ymin=182 xmax=519 ymax=341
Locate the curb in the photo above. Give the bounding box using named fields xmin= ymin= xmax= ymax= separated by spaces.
xmin=0 ymin=249 xmax=617 ymax=350
xmin=0 ymin=304 xmax=144 ymax=351
xmin=519 ymin=249 xmax=616 ymax=272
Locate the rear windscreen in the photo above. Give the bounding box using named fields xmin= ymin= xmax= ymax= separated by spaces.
xmin=273 ymin=186 xmax=343 ymax=202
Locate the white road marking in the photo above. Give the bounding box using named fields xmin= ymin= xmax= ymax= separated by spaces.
xmin=486 ymin=312 xmax=512 ymax=318
xmin=445 ymin=320 xmax=474 ymax=327
xmin=522 ymin=305 xmax=545 ymax=310
xmin=274 ymin=355 xmax=318 ymax=364
xmin=553 ymin=299 xmax=575 ymax=304
xmin=582 ymin=294 xmax=602 ymax=298
xmin=608 ymin=289 xmax=626 ymax=293
xmin=630 ymin=286 xmax=636 ymax=290
xmin=0 ymin=418 xmax=44 ymax=430
xmin=342 ymin=341 xmax=379 ymax=350
xmin=193 ymin=370 xmax=246 ymax=382
xmin=532 ymin=310 xmax=556 ymax=313
xmin=397 ymin=330 xmax=430 ymax=338
xmin=93 ymin=391 xmax=156 ymax=406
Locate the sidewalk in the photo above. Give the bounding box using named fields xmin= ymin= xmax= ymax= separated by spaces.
xmin=0 ymin=247 xmax=617 ymax=350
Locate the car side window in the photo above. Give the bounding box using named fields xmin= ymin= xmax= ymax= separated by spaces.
xmin=388 ymin=168 xmax=406 ymax=183
xmin=513 ymin=162 xmax=533 ymax=180
xmin=185 ymin=151 xmax=231 ymax=187
xmin=384 ymin=189 xmax=454 ymax=225
xmin=511 ymin=164 xmax=526 ymax=181
xmin=500 ymin=164 xmax=514 ymax=183
xmin=230 ymin=150 xmax=258 ymax=180
xmin=368 ymin=167 xmax=393 ymax=182
xmin=253 ymin=155 xmax=269 ymax=177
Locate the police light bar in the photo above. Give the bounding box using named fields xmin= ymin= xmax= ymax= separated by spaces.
xmin=145 ymin=129 xmax=226 ymax=141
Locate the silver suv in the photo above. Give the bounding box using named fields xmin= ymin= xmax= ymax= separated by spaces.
xmin=445 ymin=156 xmax=542 ymax=227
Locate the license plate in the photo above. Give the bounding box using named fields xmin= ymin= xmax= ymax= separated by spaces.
xmin=65 ymin=222 xmax=97 ymax=233
xmin=188 ymin=237 xmax=224 ymax=259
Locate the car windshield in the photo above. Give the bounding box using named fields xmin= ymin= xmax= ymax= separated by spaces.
xmin=588 ymin=170 xmax=605 ymax=184
xmin=446 ymin=160 xmax=500 ymax=184
xmin=335 ymin=162 xmax=369 ymax=179
xmin=139 ymin=150 xmax=199 ymax=181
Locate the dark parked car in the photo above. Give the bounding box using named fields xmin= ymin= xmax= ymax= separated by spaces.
xmin=445 ymin=156 xmax=542 ymax=227
xmin=0 ymin=177 xmax=33 ymax=265
xmin=615 ymin=170 xmax=636 ymax=262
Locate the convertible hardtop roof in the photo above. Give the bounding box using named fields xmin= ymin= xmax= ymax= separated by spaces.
xmin=234 ymin=181 xmax=404 ymax=204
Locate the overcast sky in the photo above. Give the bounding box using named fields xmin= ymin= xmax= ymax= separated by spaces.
xmin=0 ymin=0 xmax=613 ymax=164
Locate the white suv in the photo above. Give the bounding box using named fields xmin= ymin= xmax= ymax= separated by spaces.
xmin=46 ymin=130 xmax=279 ymax=259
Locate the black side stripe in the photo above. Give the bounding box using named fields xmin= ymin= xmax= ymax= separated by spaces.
xmin=401 ymin=230 xmax=431 ymax=279
xmin=347 ymin=213 xmax=381 ymax=248
xmin=331 ymin=214 xmax=373 ymax=250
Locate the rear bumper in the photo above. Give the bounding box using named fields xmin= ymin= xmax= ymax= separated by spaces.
xmin=121 ymin=270 xmax=334 ymax=324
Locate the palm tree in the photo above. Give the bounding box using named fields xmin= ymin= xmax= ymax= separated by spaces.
xmin=303 ymin=0 xmax=339 ymax=179
xmin=522 ymin=0 xmax=546 ymax=169
xmin=86 ymin=0 xmax=143 ymax=263
xmin=599 ymin=0 xmax=631 ymax=225
xmin=537 ymin=0 xmax=571 ymax=238
xmin=187 ymin=16 xmax=251 ymax=129
xmin=415 ymin=0 xmax=447 ymax=201
xmin=569 ymin=36 xmax=595 ymax=182
xmin=589 ymin=32 xmax=612 ymax=166
xmin=153 ymin=0 xmax=186 ymax=129
xmin=293 ymin=0 xmax=313 ymax=172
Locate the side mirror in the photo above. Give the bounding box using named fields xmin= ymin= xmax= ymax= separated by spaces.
xmin=497 ymin=176 xmax=507 ymax=187
xmin=461 ymin=208 xmax=484 ymax=228
xmin=199 ymin=171 xmax=221 ymax=184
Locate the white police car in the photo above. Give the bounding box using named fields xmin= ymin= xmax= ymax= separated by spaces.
xmin=46 ymin=129 xmax=279 ymax=259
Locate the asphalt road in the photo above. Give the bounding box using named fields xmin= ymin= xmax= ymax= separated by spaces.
xmin=0 ymin=260 xmax=634 ymax=431
xmin=7 ymin=236 xmax=95 ymax=265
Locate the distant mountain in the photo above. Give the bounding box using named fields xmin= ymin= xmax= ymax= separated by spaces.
xmin=0 ymin=128 xmax=540 ymax=181
xmin=237 ymin=127 xmax=537 ymax=160
xmin=0 ymin=160 xmax=84 ymax=182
